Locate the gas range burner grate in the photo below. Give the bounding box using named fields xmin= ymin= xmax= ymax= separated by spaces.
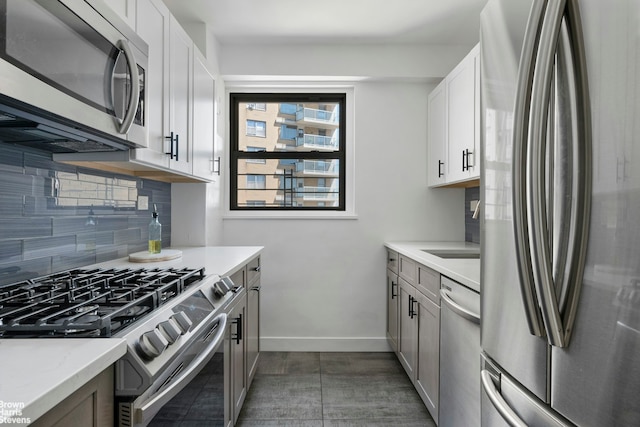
xmin=0 ymin=267 xmax=205 ymax=338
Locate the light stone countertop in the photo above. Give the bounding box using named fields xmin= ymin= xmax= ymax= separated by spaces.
xmin=0 ymin=246 xmax=263 ymax=426
xmin=0 ymin=338 xmax=126 ymax=426
xmin=95 ymin=245 xmax=264 ymax=277
xmin=385 ymin=241 xmax=480 ymax=292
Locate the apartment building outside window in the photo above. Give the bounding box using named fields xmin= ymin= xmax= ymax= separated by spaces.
xmin=230 ymin=93 xmax=346 ymax=210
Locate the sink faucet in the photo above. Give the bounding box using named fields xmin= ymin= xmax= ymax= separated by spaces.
xmin=472 ymin=199 xmax=481 ymax=219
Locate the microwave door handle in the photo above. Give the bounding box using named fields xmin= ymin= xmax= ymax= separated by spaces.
xmin=512 ymin=0 xmax=546 ymax=338
xmin=116 ymin=39 xmax=140 ymax=134
xmin=528 ymin=0 xmax=568 ymax=347
xmin=481 ymin=370 xmax=528 ymax=427
xmin=135 ymin=313 xmax=227 ymax=425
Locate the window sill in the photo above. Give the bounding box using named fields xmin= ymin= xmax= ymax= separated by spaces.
xmin=223 ymin=211 xmax=358 ymax=220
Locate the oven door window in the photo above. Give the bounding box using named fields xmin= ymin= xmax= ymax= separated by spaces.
xmin=0 ymin=0 xmax=143 ymax=126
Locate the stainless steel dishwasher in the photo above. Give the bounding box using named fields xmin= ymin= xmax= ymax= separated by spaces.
xmin=439 ymin=275 xmax=481 ymax=427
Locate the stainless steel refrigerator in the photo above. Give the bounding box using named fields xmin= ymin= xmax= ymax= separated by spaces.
xmin=480 ymin=0 xmax=640 ymax=425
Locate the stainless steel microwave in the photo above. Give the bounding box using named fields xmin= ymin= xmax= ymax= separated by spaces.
xmin=0 ymin=0 xmax=148 ymax=152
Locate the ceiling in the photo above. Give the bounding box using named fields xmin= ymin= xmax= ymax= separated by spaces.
xmin=162 ymin=0 xmax=488 ymax=46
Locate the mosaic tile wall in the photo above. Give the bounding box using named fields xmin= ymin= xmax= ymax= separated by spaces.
xmin=0 ymin=144 xmax=171 ymax=285
xmin=465 ymin=186 xmax=480 ymax=244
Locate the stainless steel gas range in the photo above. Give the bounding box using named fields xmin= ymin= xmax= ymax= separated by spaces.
xmin=0 ymin=266 xmax=241 ymax=426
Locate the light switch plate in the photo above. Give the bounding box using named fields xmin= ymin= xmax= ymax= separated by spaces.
xmin=470 ymin=200 xmax=479 ymax=211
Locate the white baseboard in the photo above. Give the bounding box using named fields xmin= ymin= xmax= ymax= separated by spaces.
xmin=260 ymin=337 xmax=393 ymax=352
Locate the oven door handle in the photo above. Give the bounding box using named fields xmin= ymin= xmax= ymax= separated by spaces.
xmin=135 ymin=313 xmax=227 ymax=425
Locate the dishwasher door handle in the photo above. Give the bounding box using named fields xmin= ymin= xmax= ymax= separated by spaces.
xmin=440 ymin=288 xmax=480 ymax=324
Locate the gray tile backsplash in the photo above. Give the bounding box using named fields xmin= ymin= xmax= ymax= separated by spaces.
xmin=465 ymin=186 xmax=480 ymax=244
xmin=0 ymin=145 xmax=171 ymax=285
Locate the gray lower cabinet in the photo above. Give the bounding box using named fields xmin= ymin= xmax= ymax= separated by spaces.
xmin=415 ymin=290 xmax=440 ymax=424
xmin=386 ymin=249 xmax=400 ymax=353
xmin=386 ymin=268 xmax=399 ymax=353
xmin=398 ymin=277 xmax=418 ymax=380
xmin=31 ymin=366 xmax=114 ymax=427
xmin=246 ymin=256 xmax=261 ymax=388
xmin=228 ymin=289 xmax=247 ymax=426
xmin=392 ymin=253 xmax=441 ymax=423
xmin=227 ymin=255 xmax=261 ymax=426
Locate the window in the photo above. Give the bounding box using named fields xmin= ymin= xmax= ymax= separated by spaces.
xmin=246 ymin=120 xmax=266 ymax=137
xmin=280 ymin=125 xmax=297 ymax=141
xmin=279 ymin=103 xmax=297 ymax=115
xmin=246 ymin=174 xmax=266 ymax=189
xmin=246 ymin=146 xmax=266 ymax=164
xmin=247 ymin=103 xmax=266 ymax=111
xmin=230 ymin=93 xmax=346 ymax=210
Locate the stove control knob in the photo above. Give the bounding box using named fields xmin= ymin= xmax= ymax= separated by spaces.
xmin=158 ymin=319 xmax=182 ymax=344
xmin=171 ymin=311 xmax=193 ymax=334
xmin=137 ymin=329 xmax=169 ymax=360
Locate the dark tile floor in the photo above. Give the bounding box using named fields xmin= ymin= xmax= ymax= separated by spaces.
xmin=236 ymin=352 xmax=437 ymax=427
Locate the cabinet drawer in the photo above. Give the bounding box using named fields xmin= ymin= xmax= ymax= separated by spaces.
xmin=386 ymin=250 xmax=399 ymax=274
xmin=399 ymin=255 xmax=417 ymax=284
xmin=417 ymin=264 xmax=440 ymax=304
xmin=247 ymin=256 xmax=261 ymax=284
xmin=230 ymin=267 xmax=246 ymax=287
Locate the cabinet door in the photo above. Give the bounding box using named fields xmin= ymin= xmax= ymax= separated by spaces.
xmin=30 ymin=367 xmax=114 ymax=427
xmin=105 ymin=0 xmax=136 ymax=30
xmin=192 ymin=49 xmax=216 ymax=179
xmin=397 ymin=278 xmax=417 ymax=382
xmin=134 ymin=0 xmax=170 ymax=167
xmin=446 ymin=45 xmax=479 ymax=183
xmin=428 ymin=80 xmax=447 ymax=186
xmin=168 ymin=15 xmax=193 ymax=174
xmin=386 ymin=269 xmax=399 ymax=353
xmin=415 ymin=291 xmax=440 ymax=424
xmin=229 ymin=296 xmax=247 ymax=425
xmin=247 ymin=274 xmax=260 ymax=388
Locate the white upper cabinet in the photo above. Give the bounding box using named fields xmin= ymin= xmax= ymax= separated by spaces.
xmin=192 ymin=49 xmax=217 ymax=179
xmin=428 ymin=44 xmax=480 ymax=187
xmin=167 ymin=15 xmax=193 ymax=175
xmin=54 ymin=0 xmax=215 ymax=183
xmin=427 ymin=80 xmax=447 ymax=186
xmin=134 ymin=0 xmax=193 ymax=175
xmin=134 ymin=0 xmax=170 ymax=168
xmin=104 ymin=0 xmax=136 ymax=30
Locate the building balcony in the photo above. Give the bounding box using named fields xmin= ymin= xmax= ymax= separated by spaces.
xmin=294 ymin=160 xmax=339 ymax=177
xmin=294 ymin=186 xmax=339 ymax=201
xmin=296 ymin=134 xmax=339 ymax=151
xmin=295 ymin=107 xmax=339 ymax=127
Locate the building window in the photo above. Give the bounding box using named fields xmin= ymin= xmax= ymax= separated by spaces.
xmin=246 ymin=146 xmax=267 ymax=164
xmin=279 ymin=103 xmax=297 ymax=115
xmin=246 ymin=174 xmax=266 ymax=189
xmin=280 ymin=125 xmax=297 ymax=141
xmin=247 ymin=103 xmax=266 ymax=111
xmin=246 ymin=119 xmax=266 ymax=137
xmin=230 ymin=93 xmax=346 ymax=210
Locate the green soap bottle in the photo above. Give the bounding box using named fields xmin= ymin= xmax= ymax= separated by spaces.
xmin=148 ymin=204 xmax=162 ymax=254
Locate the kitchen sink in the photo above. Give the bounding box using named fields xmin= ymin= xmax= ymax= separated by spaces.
xmin=421 ymin=249 xmax=481 ymax=259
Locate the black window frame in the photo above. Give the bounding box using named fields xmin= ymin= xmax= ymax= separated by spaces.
xmin=230 ymin=92 xmax=347 ymax=211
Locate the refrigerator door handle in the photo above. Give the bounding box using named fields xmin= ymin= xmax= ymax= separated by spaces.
xmin=527 ymin=0 xmax=567 ymax=347
xmin=481 ymin=370 xmax=528 ymax=427
xmin=527 ymin=0 xmax=592 ymax=348
xmin=440 ymin=289 xmax=480 ymax=324
xmin=557 ymin=0 xmax=592 ymax=347
xmin=511 ymin=0 xmax=547 ymax=338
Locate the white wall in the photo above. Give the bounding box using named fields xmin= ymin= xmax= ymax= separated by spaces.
xmin=222 ymin=81 xmax=464 ymax=351
xmin=171 ymin=32 xmax=470 ymax=350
